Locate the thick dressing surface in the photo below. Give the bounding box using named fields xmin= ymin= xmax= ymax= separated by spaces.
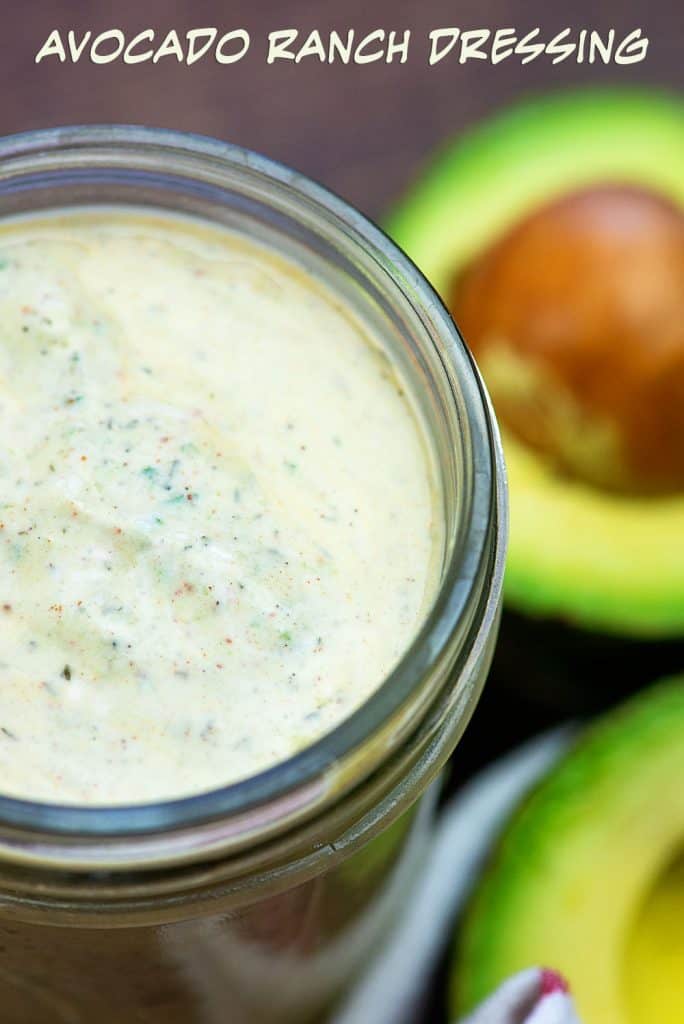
xmin=0 ymin=211 xmax=437 ymax=805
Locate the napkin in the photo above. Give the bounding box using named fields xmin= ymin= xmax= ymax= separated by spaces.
xmin=332 ymin=729 xmax=577 ymax=1024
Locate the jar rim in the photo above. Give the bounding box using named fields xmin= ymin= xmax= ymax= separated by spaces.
xmin=0 ymin=124 xmax=507 ymax=852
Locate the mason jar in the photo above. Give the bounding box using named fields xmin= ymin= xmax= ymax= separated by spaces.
xmin=0 ymin=126 xmax=507 ymax=1024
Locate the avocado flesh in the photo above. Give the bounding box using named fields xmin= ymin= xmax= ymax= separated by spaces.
xmin=624 ymin=854 xmax=684 ymax=1024
xmin=505 ymin=431 xmax=684 ymax=635
xmin=388 ymin=88 xmax=684 ymax=636
xmin=452 ymin=678 xmax=684 ymax=1023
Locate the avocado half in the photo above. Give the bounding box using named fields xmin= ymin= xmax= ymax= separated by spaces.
xmin=452 ymin=676 xmax=684 ymax=1024
xmin=388 ymin=89 xmax=684 ymax=637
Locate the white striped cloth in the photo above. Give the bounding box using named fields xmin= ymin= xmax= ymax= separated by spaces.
xmin=460 ymin=968 xmax=581 ymax=1024
xmin=333 ymin=730 xmax=581 ymax=1024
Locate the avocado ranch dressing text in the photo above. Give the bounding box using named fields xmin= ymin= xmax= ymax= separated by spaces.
xmin=0 ymin=211 xmax=439 ymax=805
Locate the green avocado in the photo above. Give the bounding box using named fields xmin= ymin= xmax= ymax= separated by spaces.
xmin=452 ymin=677 xmax=684 ymax=1024
xmin=388 ymin=89 xmax=684 ymax=637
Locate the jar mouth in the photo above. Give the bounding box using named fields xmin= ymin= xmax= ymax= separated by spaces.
xmin=0 ymin=125 xmax=507 ymax=844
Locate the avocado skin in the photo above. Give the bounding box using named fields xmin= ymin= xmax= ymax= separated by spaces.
xmin=451 ymin=677 xmax=684 ymax=1018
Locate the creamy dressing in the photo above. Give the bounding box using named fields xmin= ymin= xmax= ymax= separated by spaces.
xmin=0 ymin=211 xmax=438 ymax=804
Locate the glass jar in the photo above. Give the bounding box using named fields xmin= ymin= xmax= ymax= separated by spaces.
xmin=0 ymin=126 xmax=507 ymax=1023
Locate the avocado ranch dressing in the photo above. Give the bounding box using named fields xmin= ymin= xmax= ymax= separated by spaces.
xmin=0 ymin=210 xmax=439 ymax=806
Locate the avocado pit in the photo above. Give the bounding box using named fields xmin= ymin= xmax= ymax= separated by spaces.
xmin=450 ymin=185 xmax=684 ymax=495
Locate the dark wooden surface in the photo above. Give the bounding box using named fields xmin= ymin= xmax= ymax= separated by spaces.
xmin=1 ymin=3 xmax=682 ymax=1021
xmin=2 ymin=1 xmax=681 ymax=221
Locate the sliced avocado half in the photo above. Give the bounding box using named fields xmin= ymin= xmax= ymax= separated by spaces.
xmin=452 ymin=677 xmax=684 ymax=1024
xmin=388 ymin=89 xmax=684 ymax=636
